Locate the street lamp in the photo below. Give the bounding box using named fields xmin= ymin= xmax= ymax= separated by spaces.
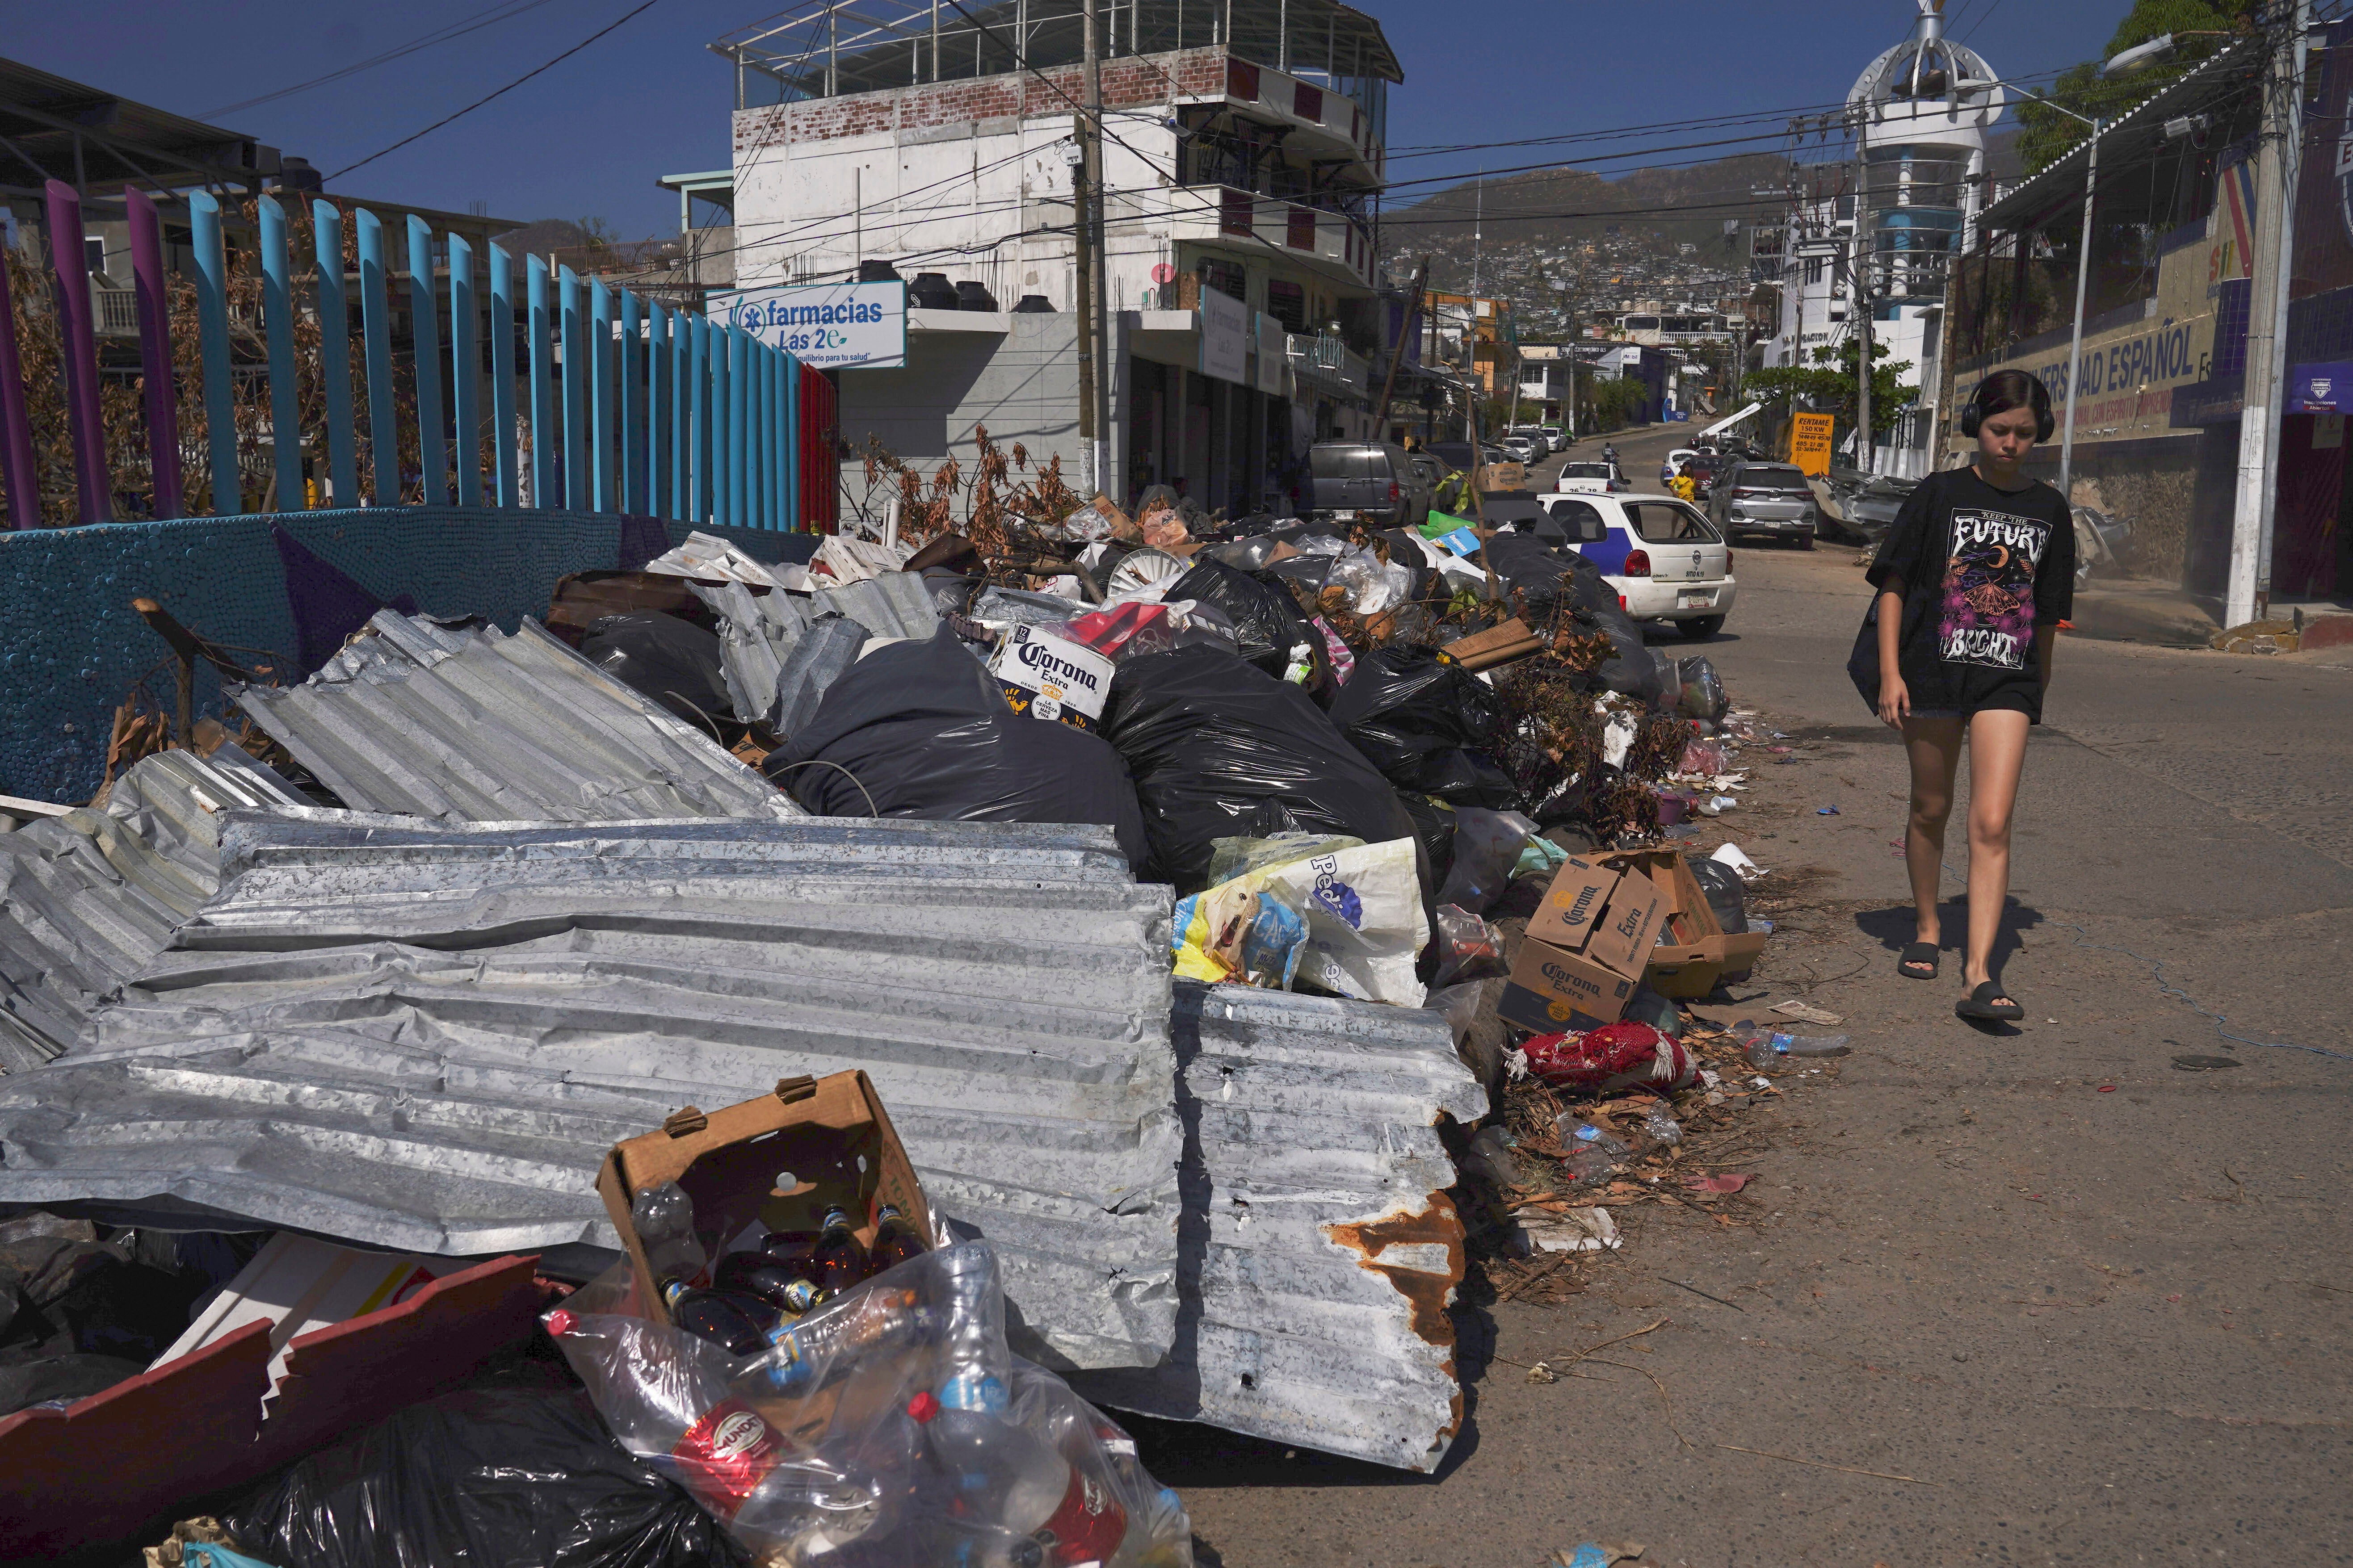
xmin=2033 ymin=97 xmax=2101 ymax=503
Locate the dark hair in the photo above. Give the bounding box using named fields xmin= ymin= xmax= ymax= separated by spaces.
xmin=1961 ymin=368 xmax=2054 ymax=442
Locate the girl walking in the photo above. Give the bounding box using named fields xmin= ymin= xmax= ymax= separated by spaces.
xmin=1863 ymin=369 xmax=2075 ymax=1021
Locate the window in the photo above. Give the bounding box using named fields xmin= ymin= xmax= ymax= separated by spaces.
xmin=1627 ymin=501 xmax=1718 ymax=543
xmin=1200 ymin=259 xmax=1245 ymax=303
xmin=1546 ymin=499 xmax=1608 ymax=542
xmin=84 ymin=236 xmax=105 ymax=276
xmin=1266 ymin=279 xmax=1306 ymax=332
xmin=1803 ymin=256 xmax=1824 ymax=285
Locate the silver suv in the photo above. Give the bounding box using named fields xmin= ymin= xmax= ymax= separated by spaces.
xmin=1304 ymin=440 xmax=1431 ymax=528
xmin=1709 ymin=461 xmax=1820 ymax=549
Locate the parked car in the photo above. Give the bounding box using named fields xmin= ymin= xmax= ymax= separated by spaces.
xmin=1304 ymin=440 xmax=1431 ymax=528
xmin=1532 ymin=490 xmax=1736 ymax=639
xmin=1404 ymin=450 xmax=1455 ymax=494
xmin=1709 ymin=461 xmax=1820 ymax=548
xmin=1500 ymin=433 xmax=1544 ymax=465
xmin=1658 ymin=447 xmax=1701 ymax=485
xmin=1552 ymin=459 xmax=1628 ymax=495
xmin=1687 ymin=451 xmax=1735 ymax=495
xmin=1538 ymin=424 xmax=1566 ymax=452
xmin=1426 ymin=440 xmax=1509 ymax=472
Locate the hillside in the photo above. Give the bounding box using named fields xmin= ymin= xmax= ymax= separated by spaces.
xmin=1381 ymin=129 xmax=2025 ymax=308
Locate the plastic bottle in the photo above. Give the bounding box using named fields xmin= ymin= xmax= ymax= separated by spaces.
xmin=811 ymin=1207 xmax=871 ymax=1294
xmin=870 ymin=1204 xmax=928 ymax=1274
xmin=1552 ymin=1117 xmax=1630 ymax=1185
xmin=761 ymin=1285 xmax=925 ymax=1394
xmin=546 ymin=1306 xmax=862 ymax=1552
xmin=1777 ymin=1033 xmax=1852 ymax=1058
xmin=631 ymin=1181 xmax=709 ymax=1295
xmin=908 ymin=1390 xmax=1131 ymax=1568
xmin=1641 ymin=1104 xmax=1682 ymax=1145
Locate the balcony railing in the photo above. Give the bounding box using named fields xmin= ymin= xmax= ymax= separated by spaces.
xmin=1286 ymin=331 xmax=1366 ymax=393
xmin=1198 ymin=188 xmax=1372 ymax=285
xmin=94 ymin=285 xmax=140 ymax=337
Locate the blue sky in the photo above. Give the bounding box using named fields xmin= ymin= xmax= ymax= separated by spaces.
xmin=7 ymin=0 xmax=2123 ymax=235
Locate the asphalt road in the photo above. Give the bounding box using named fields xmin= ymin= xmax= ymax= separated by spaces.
xmin=1130 ymin=436 xmax=2353 ymax=1565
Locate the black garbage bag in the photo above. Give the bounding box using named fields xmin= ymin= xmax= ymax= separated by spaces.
xmin=0 ymin=1237 xmax=205 ymax=1367
xmin=0 ymin=1352 xmax=144 ymax=1417
xmin=579 ymin=612 xmax=733 ymax=731
xmin=1594 ymin=616 xmax=1668 ymax=704
xmin=231 ymin=1388 xmax=748 ymax=1568
xmin=1677 ymin=654 xmax=1730 ymax=723
xmin=1326 ymin=647 xmax=1516 ymax=809
xmin=767 ymin=625 xmax=1148 ymax=870
xmin=1161 ymin=558 xmax=1319 ymax=680
xmin=1688 ymin=854 xmax=1749 ymax=935
xmin=1397 ymin=791 xmax=1456 ymax=898
xmin=1478 ymin=530 xmax=1618 ymax=621
xmin=1101 ymin=643 xmax=1416 ymax=893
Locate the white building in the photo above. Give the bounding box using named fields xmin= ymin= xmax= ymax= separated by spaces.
xmin=1759 ymin=0 xmax=2004 ymax=474
xmin=714 ymin=0 xmax=1402 ymax=513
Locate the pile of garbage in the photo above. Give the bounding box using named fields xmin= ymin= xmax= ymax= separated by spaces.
xmin=0 ymin=489 xmax=1798 ymax=1555
xmin=525 ymin=501 xmax=1753 ymax=1027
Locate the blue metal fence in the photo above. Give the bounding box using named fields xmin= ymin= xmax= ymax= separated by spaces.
xmin=0 ymin=183 xmax=823 ymax=532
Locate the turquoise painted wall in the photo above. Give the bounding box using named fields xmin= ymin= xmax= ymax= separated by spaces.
xmin=1 ymin=508 xmax=804 ymax=802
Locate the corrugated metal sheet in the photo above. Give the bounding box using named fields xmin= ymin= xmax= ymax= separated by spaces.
xmin=690 ymin=580 xmax=870 ymax=734
xmin=818 ymin=571 xmax=941 ymax=641
xmin=1071 ymin=981 xmax=1484 ymax=1473
xmin=231 ymin=612 xmax=802 ymax=823
xmin=0 ymin=812 xmax=1180 ymax=1371
xmin=0 ymin=749 xmax=307 ymax=1069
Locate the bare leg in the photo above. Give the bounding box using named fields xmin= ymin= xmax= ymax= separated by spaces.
xmin=1962 ymin=710 xmax=2031 ymax=996
xmin=1900 ymin=716 xmax=1964 ymax=955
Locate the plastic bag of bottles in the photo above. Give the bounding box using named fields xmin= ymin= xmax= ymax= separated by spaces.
xmin=548 ymin=1240 xmax=1192 ymax=1568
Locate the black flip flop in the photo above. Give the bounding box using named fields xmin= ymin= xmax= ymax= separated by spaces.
xmin=1956 ymin=981 xmax=2023 ymax=1022
xmin=1898 ymin=942 xmax=1940 ymax=981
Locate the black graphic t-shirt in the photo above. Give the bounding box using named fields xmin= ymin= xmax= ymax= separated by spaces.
xmin=1865 ymin=467 xmax=2074 ymax=722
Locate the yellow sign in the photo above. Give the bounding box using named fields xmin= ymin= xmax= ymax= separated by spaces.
xmin=1788 ymin=412 xmax=1835 ymax=476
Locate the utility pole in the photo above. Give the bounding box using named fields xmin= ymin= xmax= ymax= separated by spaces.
xmin=2056 ymin=121 xmax=2101 ymax=504
xmin=1374 ymin=256 xmax=1430 ymax=444
xmin=1074 ymin=0 xmax=1108 ymax=499
xmin=2229 ymin=0 xmax=2310 ymax=628
xmin=1853 ymin=143 xmax=1874 ymax=474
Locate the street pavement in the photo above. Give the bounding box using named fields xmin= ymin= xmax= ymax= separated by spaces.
xmin=1130 ymin=423 xmax=2353 ymax=1565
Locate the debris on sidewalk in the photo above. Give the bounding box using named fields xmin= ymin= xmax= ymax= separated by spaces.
xmin=563 ymin=1079 xmax=1192 ymax=1564
xmin=1769 ymin=998 xmax=1845 ymax=1026
xmin=0 ymin=508 xmax=1823 ymax=1495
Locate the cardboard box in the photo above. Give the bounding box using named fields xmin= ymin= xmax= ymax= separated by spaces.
xmin=1630 ymin=847 xmax=1771 ymax=999
xmin=597 ymin=1070 xmax=933 ymax=1329
xmin=989 ymin=624 xmax=1115 ymax=732
xmin=1500 ymin=939 xmax=1640 ymax=1033
xmin=1524 ymin=853 xmax=1670 ymax=976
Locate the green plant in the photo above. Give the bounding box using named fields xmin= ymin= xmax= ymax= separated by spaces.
xmin=2017 ymin=0 xmax=2257 ymax=174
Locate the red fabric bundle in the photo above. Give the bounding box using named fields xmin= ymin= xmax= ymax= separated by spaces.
xmin=1521 ymin=1021 xmax=1697 ymax=1093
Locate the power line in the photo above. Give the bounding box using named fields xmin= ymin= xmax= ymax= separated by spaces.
xmin=326 ymin=0 xmax=671 ymax=181
xmin=202 ymin=0 xmax=567 ymax=118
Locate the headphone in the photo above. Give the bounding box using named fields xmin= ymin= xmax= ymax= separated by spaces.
xmin=1959 ymin=371 xmax=2055 ymax=442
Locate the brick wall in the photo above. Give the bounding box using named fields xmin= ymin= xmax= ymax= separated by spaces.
xmin=736 ymin=46 xmax=1225 ymax=150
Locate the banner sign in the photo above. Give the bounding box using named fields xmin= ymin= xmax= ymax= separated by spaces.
xmin=717 ymin=281 xmax=908 ymax=369
xmin=1200 ymin=288 xmax=1248 ymax=385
